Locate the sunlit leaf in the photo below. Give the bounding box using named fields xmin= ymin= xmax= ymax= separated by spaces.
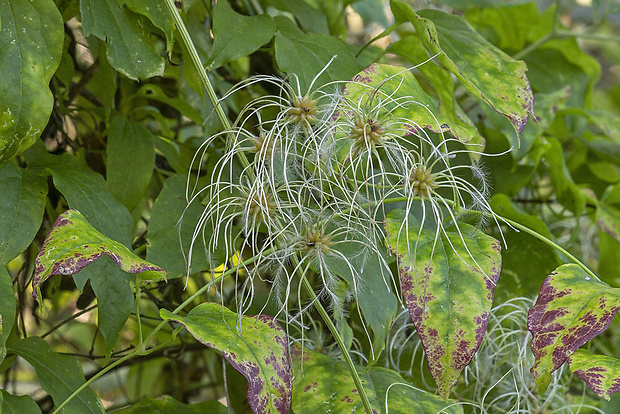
xmin=8 ymin=337 xmax=105 ymax=414
xmin=0 ymin=0 xmax=63 ymax=165
xmin=81 ymin=0 xmax=164 ymax=80
xmin=207 ymin=2 xmax=275 ymax=70
xmin=32 ymin=209 xmax=166 ymax=301
xmin=385 ymin=209 xmax=501 ymax=399
xmin=291 ymin=346 xmax=463 ymax=413
xmin=390 ymin=1 xmax=534 ymax=134
xmin=528 ymin=264 xmax=619 ymax=395
xmin=569 ymin=348 xmax=620 ymax=401
xmin=161 ymin=303 xmax=292 ymax=414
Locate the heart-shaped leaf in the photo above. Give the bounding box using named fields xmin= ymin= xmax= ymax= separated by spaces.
xmin=161 ymin=303 xmax=292 ymax=414
xmin=528 ymin=264 xmax=620 ymax=395
xmin=32 ymin=209 xmax=166 ymax=301
xmin=385 ymin=209 xmax=501 ymax=399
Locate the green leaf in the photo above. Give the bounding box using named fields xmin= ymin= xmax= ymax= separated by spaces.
xmin=390 ymin=2 xmax=534 ymax=134
xmin=118 ymin=0 xmax=174 ymax=52
xmin=291 ymin=346 xmax=463 ymax=413
xmin=80 ymin=0 xmax=164 ymax=80
xmin=161 ymin=303 xmax=292 ymax=414
xmin=0 ymin=266 xmax=16 ymax=365
xmin=326 ymin=243 xmax=398 ymax=362
xmin=569 ymin=348 xmax=620 ymax=401
xmin=206 ymin=2 xmax=275 ymax=70
xmin=0 ymin=0 xmax=63 ymax=165
xmin=528 ymin=264 xmax=619 ymax=395
xmin=384 ymin=209 xmax=502 ymax=399
xmin=343 ymin=63 xmax=478 ymax=144
xmin=8 ymin=336 xmax=105 ymax=414
xmin=524 ymin=39 xmax=601 ymax=109
xmin=490 ymin=194 xmax=561 ymax=298
xmin=464 ymin=3 xmax=553 ymax=52
xmin=388 ymin=35 xmax=484 ymax=149
xmin=1 ymin=390 xmax=42 ymax=414
xmin=0 ymin=163 xmax=47 ymax=264
xmin=107 ymin=115 xmax=156 ymax=211
xmin=32 ymin=209 xmax=165 ymax=301
xmin=146 ymin=174 xmax=211 ymax=278
xmin=115 ymin=395 xmax=228 ymax=414
xmin=542 ymin=137 xmax=586 ymax=215
xmin=267 ymin=0 xmax=329 ymax=33
xmin=28 ymin=149 xmax=136 ymax=351
xmin=29 ymin=150 xmax=132 ymax=244
xmin=275 ymin=32 xmax=362 ymax=92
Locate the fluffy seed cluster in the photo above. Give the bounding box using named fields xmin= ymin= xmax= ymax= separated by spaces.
xmin=182 ymin=60 xmax=505 ymax=324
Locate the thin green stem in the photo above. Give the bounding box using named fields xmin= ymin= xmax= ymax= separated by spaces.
xmin=163 ymin=0 xmax=254 ymax=177
xmin=299 ymin=276 xmax=374 ymax=414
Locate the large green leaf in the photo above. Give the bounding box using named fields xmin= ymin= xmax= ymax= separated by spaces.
xmin=0 ymin=266 xmax=16 ymax=365
xmin=161 ymin=303 xmax=292 ymax=414
xmin=390 ymin=1 xmax=534 ymax=134
xmin=1 ymin=390 xmax=42 ymax=414
xmin=107 ymin=115 xmax=156 ymax=211
xmin=343 ymin=63 xmax=478 ymax=144
xmin=115 ymin=395 xmax=228 ymax=414
xmin=32 ymin=209 xmax=165 ymax=301
xmin=490 ymin=194 xmax=561 ymax=298
xmin=569 ymin=348 xmax=620 ymax=401
xmin=8 ymin=337 xmax=105 ymax=414
xmin=81 ymin=0 xmax=164 ymax=80
xmin=528 ymin=264 xmax=620 ymax=395
xmin=0 ymin=0 xmax=63 ymax=165
xmin=384 ymin=209 xmax=501 ymax=399
xmin=0 ymin=163 xmax=47 ymax=264
xmin=291 ymin=346 xmax=462 ymax=413
xmin=146 ymin=174 xmax=211 ymax=278
xmin=275 ymin=32 xmax=362 ymax=92
xmin=118 ymin=0 xmax=174 ymax=52
xmin=206 ymin=2 xmax=275 ymax=70
xmin=267 ymin=0 xmax=329 ymax=33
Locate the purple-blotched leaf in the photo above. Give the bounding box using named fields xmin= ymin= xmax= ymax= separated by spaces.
xmin=160 ymin=303 xmax=292 ymax=414
xmin=32 ymin=209 xmax=166 ymax=301
xmin=390 ymin=1 xmax=534 ymax=135
xmin=384 ymin=209 xmax=501 ymax=400
xmin=528 ymin=264 xmax=620 ymax=395
xmin=569 ymin=348 xmax=620 ymax=401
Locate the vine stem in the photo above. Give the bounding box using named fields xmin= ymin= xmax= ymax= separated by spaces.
xmin=164 ymin=1 xmax=373 ymax=411
xmin=50 ymin=253 xmax=262 ymax=414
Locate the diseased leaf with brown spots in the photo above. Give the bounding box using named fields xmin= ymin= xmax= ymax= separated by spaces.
xmin=161 ymin=303 xmax=292 ymax=414
xmin=528 ymin=264 xmax=620 ymax=395
xmin=32 ymin=209 xmax=166 ymax=301
xmin=390 ymin=1 xmax=534 ymax=135
xmin=569 ymin=348 xmax=620 ymax=401
xmin=384 ymin=209 xmax=501 ymax=400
